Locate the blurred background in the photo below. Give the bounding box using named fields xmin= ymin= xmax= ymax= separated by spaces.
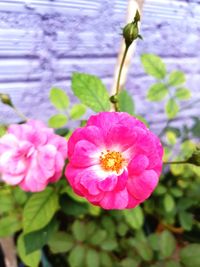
xmin=0 ymin=0 xmax=199 ymax=131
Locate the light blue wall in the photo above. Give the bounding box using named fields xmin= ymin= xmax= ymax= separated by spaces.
xmin=0 ymin=0 xmax=199 ymax=131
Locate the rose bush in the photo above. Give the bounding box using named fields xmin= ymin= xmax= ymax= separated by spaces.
xmin=0 ymin=10 xmax=199 ymax=267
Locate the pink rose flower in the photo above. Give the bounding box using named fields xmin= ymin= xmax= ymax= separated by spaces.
xmin=0 ymin=120 xmax=68 ymax=192
xmin=65 ymin=112 xmax=163 ymax=210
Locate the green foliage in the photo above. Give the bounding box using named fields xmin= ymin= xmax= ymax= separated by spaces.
xmin=0 ymin=125 xmax=6 ymax=137
xmin=168 ymin=71 xmax=185 ymax=86
xmin=86 ymin=248 xmax=100 ymax=267
xmin=72 ymin=72 xmax=110 ymax=112
xmin=165 ymin=98 xmax=179 ymax=119
xmin=142 ymin=55 xmax=192 ymax=122
xmin=180 ymin=244 xmax=200 ymax=267
xmin=48 ymin=232 xmax=74 ymax=253
xmin=163 ymin=193 xmax=175 ymax=213
xmin=160 ymin=230 xmax=176 ymax=259
xmin=24 ymin=218 xmax=58 ymax=254
xmin=68 ymin=245 xmax=86 ymax=267
xmin=118 ymin=90 xmax=135 ymax=114
xmin=175 ymin=88 xmax=191 ymax=100
xmin=23 ymin=187 xmax=59 ymax=233
xmin=141 ymin=54 xmax=166 ymax=79
xmin=123 ymin=206 xmax=144 ymax=230
xmin=48 ymin=114 xmax=68 ymax=128
xmin=17 ymin=234 xmax=41 ymax=267
xmin=0 ymin=53 xmax=199 ymax=267
xmin=70 ymin=104 xmax=86 ymax=119
xmin=147 ymin=83 xmax=168 ymax=101
xmin=50 ymin=87 xmax=69 ymax=110
xmin=0 ymin=214 xmax=21 ymax=237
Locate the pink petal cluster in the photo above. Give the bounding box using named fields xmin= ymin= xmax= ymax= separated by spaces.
xmin=65 ymin=112 xmax=163 ymax=210
xmin=0 ymin=120 xmax=68 ymax=192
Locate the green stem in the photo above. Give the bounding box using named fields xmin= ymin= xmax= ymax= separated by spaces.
xmin=12 ymin=106 xmax=28 ymax=121
xmin=164 ymin=160 xmax=188 ymax=165
xmin=114 ymin=45 xmax=130 ymax=111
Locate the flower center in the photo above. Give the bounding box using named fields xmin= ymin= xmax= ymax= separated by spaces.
xmin=100 ymin=150 xmax=125 ymax=173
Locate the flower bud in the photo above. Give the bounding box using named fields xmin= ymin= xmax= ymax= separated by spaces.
xmin=110 ymin=95 xmax=118 ymax=104
xmin=122 ymin=9 xmax=142 ymax=47
xmin=0 ymin=93 xmax=13 ymax=107
xmin=187 ymin=147 xmax=200 ymax=166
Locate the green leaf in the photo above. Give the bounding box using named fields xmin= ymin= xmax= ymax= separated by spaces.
xmin=123 ymin=206 xmax=144 ymax=230
xmin=165 ymin=99 xmax=179 ymax=119
xmin=89 ymin=229 xmax=107 ymax=245
xmin=154 ymin=185 xmax=167 ymax=196
xmin=165 ymin=260 xmax=181 ymax=267
xmin=60 ymin=195 xmax=89 ymax=216
xmin=48 ymin=114 xmax=68 ymax=128
xmin=175 ymin=88 xmax=191 ymax=100
xmin=17 ymin=234 xmax=41 ymax=267
xmin=169 ymin=71 xmax=185 ymax=86
xmin=24 ymin=218 xmax=58 ymax=254
xmin=148 ymin=233 xmax=160 ymax=251
xmin=179 ymin=211 xmax=193 ymax=231
xmin=86 ymin=248 xmax=100 ymax=267
xmin=147 ymin=83 xmax=168 ymax=101
xmin=121 ymin=258 xmax=139 ymax=267
xmin=135 ymin=241 xmax=153 ymax=261
xmin=0 ymin=125 xmax=6 ymax=137
xmin=70 ymin=104 xmax=86 ymax=119
xmin=163 ymin=194 xmax=175 ymax=213
xmin=72 ymin=220 xmax=86 ymax=242
xmin=0 ymin=214 xmax=22 ymax=237
xmin=101 ymin=217 xmax=115 ymax=237
xmin=48 ymin=232 xmax=74 ymax=253
xmin=170 ymin=188 xmax=183 ymax=198
xmin=180 ymin=244 xmax=200 ymax=267
xmin=100 ymin=252 xmax=113 ymax=267
xmin=13 ymin=187 xmax=28 ymax=205
xmin=101 ymin=239 xmax=118 ymax=251
xmin=160 ymin=230 xmax=176 ymax=259
xmin=118 ymin=90 xmax=134 ymax=114
xmin=68 ymin=245 xmax=86 ymax=267
xmin=117 ymin=222 xmax=128 ymax=237
xmin=166 ymin=131 xmax=177 ymax=145
xmin=0 ymin=191 xmax=13 ymax=213
xmin=141 ymin=54 xmax=166 ymax=79
xmin=71 ymin=72 xmax=110 ymax=112
xmin=50 ymin=87 xmax=69 ymax=110
xmin=23 ymin=187 xmax=59 ymax=233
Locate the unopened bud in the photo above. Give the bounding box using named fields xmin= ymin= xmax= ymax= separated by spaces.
xmin=122 ymin=9 xmax=142 ymax=47
xmin=0 ymin=94 xmax=13 ymax=107
xmin=134 ymin=9 xmax=141 ymax=22
xmin=110 ymin=95 xmax=118 ymax=104
xmin=187 ymin=147 xmax=200 ymax=166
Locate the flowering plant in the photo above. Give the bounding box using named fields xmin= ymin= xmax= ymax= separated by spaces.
xmin=0 ymin=10 xmax=200 ymax=267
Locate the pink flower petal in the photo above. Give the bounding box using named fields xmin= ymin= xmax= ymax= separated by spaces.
xmin=127 ymin=170 xmax=159 ymax=201
xmin=68 ymin=126 xmax=104 ymax=158
xmin=100 ymin=188 xmax=129 ymax=210
xmin=70 ymin=140 xmax=99 ymax=167
xmin=128 ymin=155 xmax=149 ymax=176
xmin=98 ymin=175 xmax=118 ymax=192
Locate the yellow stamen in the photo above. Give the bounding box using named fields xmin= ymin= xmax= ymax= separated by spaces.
xmin=100 ymin=150 xmax=125 ymax=173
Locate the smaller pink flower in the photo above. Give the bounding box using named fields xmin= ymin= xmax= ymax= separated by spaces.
xmin=0 ymin=120 xmax=68 ymax=192
xmin=65 ymin=112 xmax=163 ymax=210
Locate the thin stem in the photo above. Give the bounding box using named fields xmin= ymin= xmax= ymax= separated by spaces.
xmin=114 ymin=45 xmax=130 ymax=111
xmin=115 ymin=45 xmax=129 ymax=96
xmin=164 ymin=160 xmax=188 ymax=165
xmin=12 ymin=106 xmax=28 ymax=121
